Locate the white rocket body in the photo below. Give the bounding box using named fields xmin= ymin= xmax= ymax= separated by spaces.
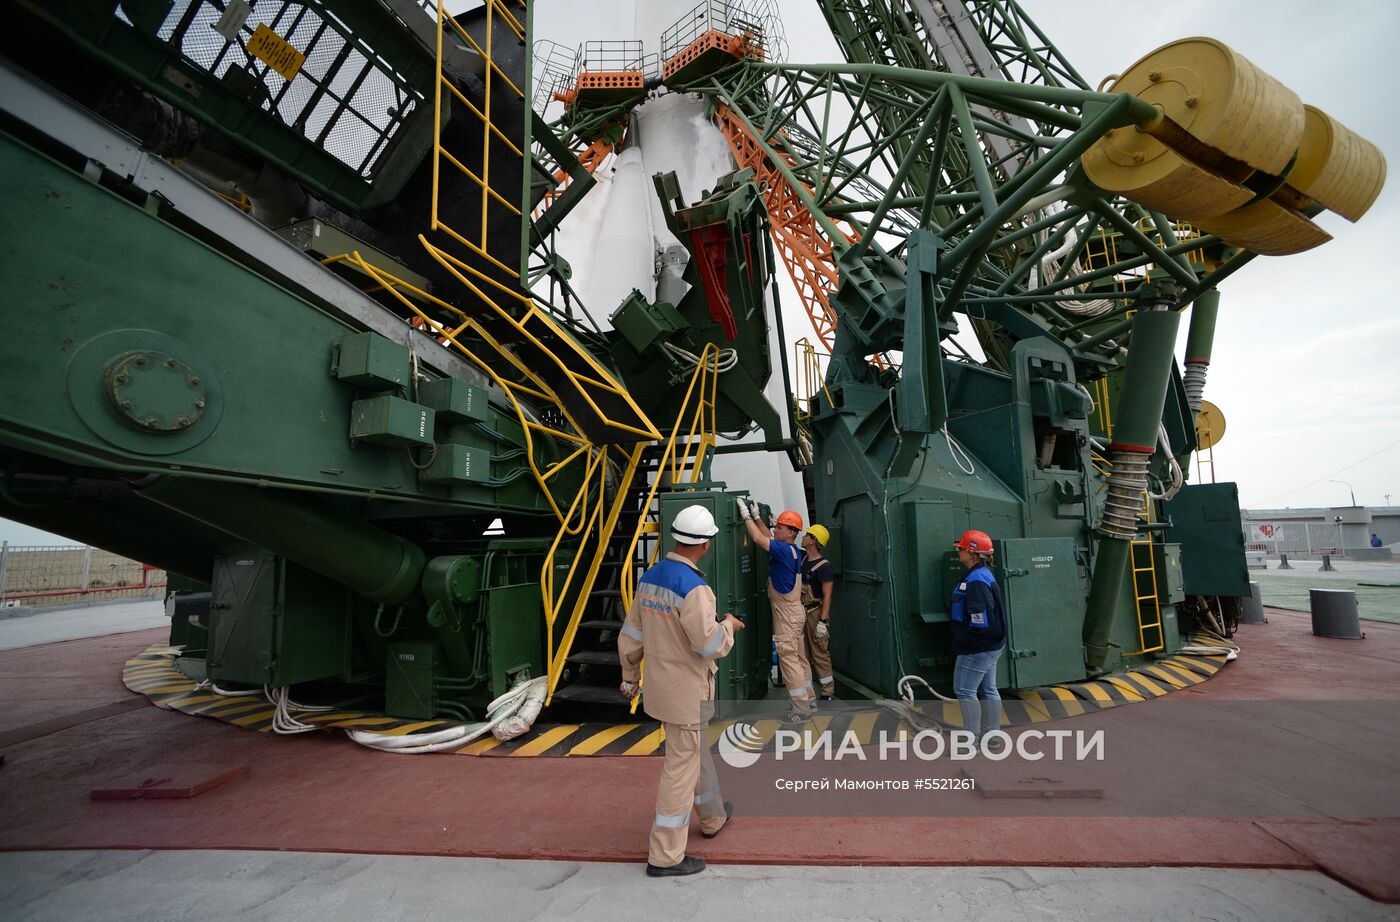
xmin=535 ymin=1 xmax=810 ymax=525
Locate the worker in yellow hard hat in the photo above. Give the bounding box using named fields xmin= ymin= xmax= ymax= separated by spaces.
xmin=800 ymin=523 xmax=836 ymax=700
xmin=738 ymin=498 xmax=814 ymax=723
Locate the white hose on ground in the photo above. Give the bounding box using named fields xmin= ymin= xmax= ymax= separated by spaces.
xmin=882 ymin=675 xmax=962 ymax=733
xmin=267 ymin=685 xmax=321 ymax=734
xmin=346 ymin=676 xmax=549 ymax=754
xmin=204 ymin=681 xmax=261 ymax=697
xmin=898 ymin=673 xmax=956 ymax=703
xmin=492 ymin=676 xmax=547 ymax=740
xmin=1180 ymin=646 xmax=1239 ymax=659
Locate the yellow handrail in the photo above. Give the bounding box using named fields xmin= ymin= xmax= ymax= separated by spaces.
xmin=412 ymin=7 xmax=669 ymax=709
xmin=619 ymin=343 xmax=721 ymax=612
xmin=331 ymin=253 xmax=603 ymax=523
xmin=544 ymin=442 xmax=646 ymax=703
xmin=793 ymin=336 xmax=833 ymax=422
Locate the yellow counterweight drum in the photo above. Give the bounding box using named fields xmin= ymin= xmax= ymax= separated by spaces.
xmin=1083 ymin=38 xmax=1386 ymax=256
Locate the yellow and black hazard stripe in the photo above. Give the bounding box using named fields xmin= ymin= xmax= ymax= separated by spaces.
xmin=122 ymin=646 xmax=462 ymax=737
xmin=122 ymin=646 xmax=1231 ymax=757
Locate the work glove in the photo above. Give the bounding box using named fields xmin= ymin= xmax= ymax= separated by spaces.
xmin=619 ymin=681 xmax=639 ymax=699
xmin=737 ymin=496 xmax=752 ymax=520
xmin=815 ymin=620 xmax=829 ymax=641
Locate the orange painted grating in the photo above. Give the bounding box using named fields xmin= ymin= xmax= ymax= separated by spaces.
xmin=662 ymin=29 xmax=751 ymax=80
xmin=577 ymin=70 xmax=645 ymax=91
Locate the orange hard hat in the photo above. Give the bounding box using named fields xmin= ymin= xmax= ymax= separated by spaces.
xmin=776 ymin=510 xmax=803 ymax=530
xmin=954 ymin=529 xmax=994 ymax=555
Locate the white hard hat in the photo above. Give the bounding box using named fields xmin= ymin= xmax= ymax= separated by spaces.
xmin=672 ymin=504 xmax=718 ymax=545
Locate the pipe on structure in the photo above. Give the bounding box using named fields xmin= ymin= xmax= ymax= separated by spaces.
xmin=1182 ymin=288 xmax=1221 ymax=416
xmin=137 ymin=477 xmax=426 ymax=604
xmin=1083 ymin=304 xmax=1182 ymax=671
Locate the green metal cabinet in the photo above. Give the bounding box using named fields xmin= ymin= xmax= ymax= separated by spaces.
xmin=207 ymin=544 xmax=353 ymax=687
xmin=998 ymin=537 xmax=1086 ymax=689
xmin=386 ymin=642 xmax=440 ymax=719
xmin=1165 ymin=483 xmax=1250 ymax=598
xmin=658 ymin=488 xmax=771 ymax=703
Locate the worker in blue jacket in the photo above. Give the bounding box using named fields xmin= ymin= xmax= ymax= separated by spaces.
xmin=950 ymin=529 xmax=1007 ymax=748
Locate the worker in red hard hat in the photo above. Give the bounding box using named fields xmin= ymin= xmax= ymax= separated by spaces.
xmin=739 ymin=498 xmax=814 ymax=723
xmin=619 ymin=503 xmax=745 ymax=877
xmin=951 ymin=529 xmax=1007 ymax=749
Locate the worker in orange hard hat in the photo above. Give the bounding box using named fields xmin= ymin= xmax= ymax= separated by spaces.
xmin=950 ymin=529 xmax=1007 ymax=750
xmin=738 ymin=497 xmax=814 ymax=723
xmin=800 ymin=523 xmax=836 ymax=700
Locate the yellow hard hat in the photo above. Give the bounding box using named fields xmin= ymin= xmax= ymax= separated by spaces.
xmin=807 ymin=523 xmax=830 ymax=546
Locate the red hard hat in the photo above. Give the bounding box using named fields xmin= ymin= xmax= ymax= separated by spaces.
xmin=954 ymin=529 xmax=993 ymax=554
xmin=776 ymin=510 xmax=803 ymax=529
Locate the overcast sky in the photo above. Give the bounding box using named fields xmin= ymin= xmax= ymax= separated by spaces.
xmin=781 ymin=0 xmax=1400 ymax=511
xmin=3 ymin=0 xmax=1394 ymax=548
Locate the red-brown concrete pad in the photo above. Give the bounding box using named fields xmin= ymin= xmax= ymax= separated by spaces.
xmin=0 ymin=627 xmax=166 ymax=733
xmin=1 ymin=617 xmax=1396 ymax=905
xmin=1260 ymin=820 xmax=1400 ymax=903
xmin=1214 ymin=610 xmax=1400 ymax=700
xmin=91 ymin=763 xmax=249 ymax=800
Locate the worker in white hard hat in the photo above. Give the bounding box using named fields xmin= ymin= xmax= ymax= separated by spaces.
xmin=739 ymin=498 xmax=814 ymax=724
xmin=800 ymin=523 xmax=836 ymax=700
xmin=618 ymin=503 xmax=745 ymax=878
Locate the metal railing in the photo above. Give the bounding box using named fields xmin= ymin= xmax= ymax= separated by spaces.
xmin=660 ymin=0 xmax=780 ymax=64
xmin=618 ymin=343 xmax=722 ymax=612
xmin=416 ymin=8 xmax=662 ymax=709
xmin=0 ymin=543 xmax=166 ymax=609
xmin=141 ymin=0 xmax=426 ymax=180
xmin=1082 ymin=219 xmax=1206 ymax=292
xmin=531 ymin=39 xmax=580 ymax=113
xmin=1243 ymin=523 xmax=1344 ymax=558
xmin=793 ymin=336 xmax=832 ymax=422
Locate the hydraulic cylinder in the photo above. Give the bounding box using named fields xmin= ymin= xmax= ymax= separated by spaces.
xmin=138 ymin=477 xmax=426 ymax=603
xmin=1083 ymin=306 xmax=1181 ymax=670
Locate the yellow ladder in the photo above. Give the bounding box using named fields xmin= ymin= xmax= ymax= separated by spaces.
xmin=1128 ymin=490 xmax=1165 ymax=655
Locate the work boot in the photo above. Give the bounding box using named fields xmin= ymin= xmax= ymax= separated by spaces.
xmin=646 ymin=856 xmax=706 ymax=877
xmin=701 ymin=801 xmax=735 ymax=839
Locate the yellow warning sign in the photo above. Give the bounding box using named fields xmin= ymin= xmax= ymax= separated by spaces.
xmin=246 ymin=23 xmax=304 ymax=81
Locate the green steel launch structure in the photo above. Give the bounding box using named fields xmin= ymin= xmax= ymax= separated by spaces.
xmin=0 ymin=0 xmax=1384 ymax=726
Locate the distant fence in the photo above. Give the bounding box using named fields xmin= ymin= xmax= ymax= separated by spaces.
xmin=0 ymin=543 xmax=167 ymax=609
xmin=1242 ymin=522 xmax=1343 ymax=558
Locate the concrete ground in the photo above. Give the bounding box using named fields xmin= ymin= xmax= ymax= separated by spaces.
xmin=1250 ymin=558 xmax=1400 ymax=624
xmin=0 ymin=599 xmax=167 ymax=651
xmin=2 ymin=850 xmax=1396 ymax=922
xmin=1 ymin=610 xmax=1397 ymax=918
